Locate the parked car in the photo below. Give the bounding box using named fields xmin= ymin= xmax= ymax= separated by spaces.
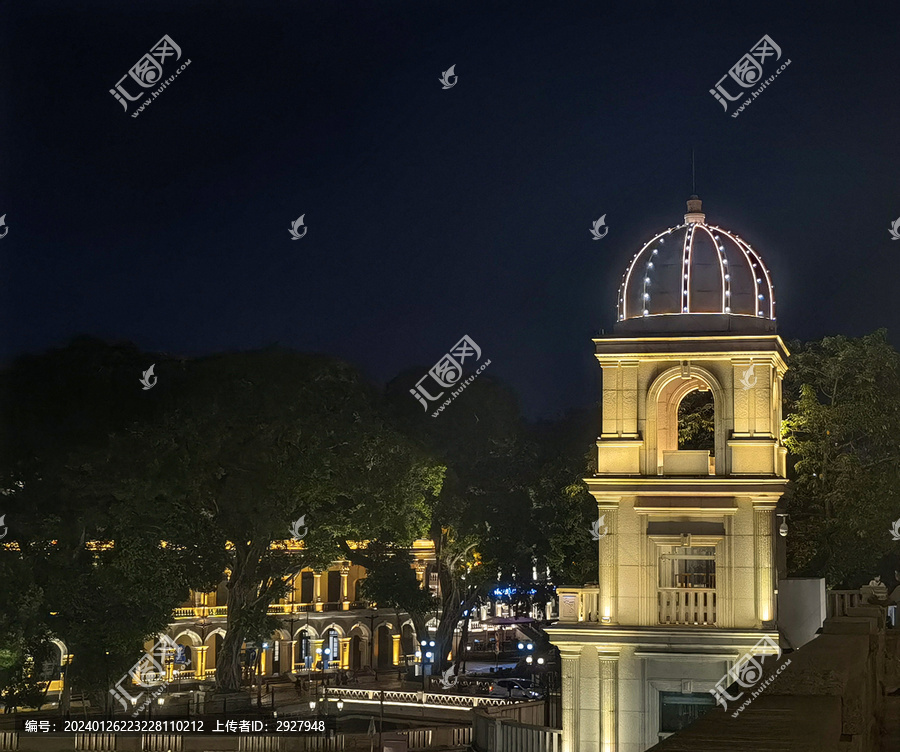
xmin=488 ymin=678 xmax=543 ymax=700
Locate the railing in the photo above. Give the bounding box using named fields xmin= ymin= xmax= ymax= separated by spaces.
xmin=556 ymin=587 xmax=600 ymax=623
xmin=324 ymin=686 xmax=516 ymax=709
xmin=171 ymin=602 xmax=365 ymax=620
xmin=398 ymin=726 xmax=473 ymax=749
xmin=827 ymin=590 xmax=865 ymax=617
xmin=472 ymin=707 xmax=562 ymax=752
xmin=658 ymin=588 xmax=716 ymax=625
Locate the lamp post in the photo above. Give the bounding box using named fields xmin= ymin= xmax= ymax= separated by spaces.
xmin=368 ymin=609 xmax=378 ymax=675
xmin=104 ymin=651 xmax=110 ymax=720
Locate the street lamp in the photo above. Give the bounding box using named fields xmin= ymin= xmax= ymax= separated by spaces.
xmin=777 ymin=514 xmax=789 ymax=537
xmin=336 ymin=699 xmax=344 ymax=711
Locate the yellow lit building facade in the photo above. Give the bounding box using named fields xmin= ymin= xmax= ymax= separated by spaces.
xmin=547 ymin=197 xmax=787 ymax=752
xmin=45 ymin=540 xmax=438 ymax=689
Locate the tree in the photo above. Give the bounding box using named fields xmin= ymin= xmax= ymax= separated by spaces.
xmin=76 ymin=349 xmax=442 ymax=693
xmin=0 ymin=338 xmax=194 ymax=711
xmin=678 ymin=390 xmax=715 ymax=452
xmin=781 ymin=330 xmax=900 ymax=587
xmin=355 ymin=543 xmax=437 ymax=643
xmin=386 ymin=370 xmax=545 ymax=671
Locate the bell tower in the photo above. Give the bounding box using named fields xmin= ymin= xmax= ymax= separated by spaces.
xmin=548 ymin=198 xmax=788 ymax=752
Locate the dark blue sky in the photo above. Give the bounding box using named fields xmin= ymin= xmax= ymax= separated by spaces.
xmin=3 ymin=0 xmax=899 ymax=419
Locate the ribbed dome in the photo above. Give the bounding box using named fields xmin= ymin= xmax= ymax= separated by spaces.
xmin=616 ymin=197 xmax=776 ymax=334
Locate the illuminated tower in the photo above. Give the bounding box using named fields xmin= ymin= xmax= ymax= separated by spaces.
xmin=547 ymin=197 xmax=788 ymax=752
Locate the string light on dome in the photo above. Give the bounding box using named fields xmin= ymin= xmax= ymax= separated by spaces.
xmin=724 ymin=274 xmax=730 ymax=280
xmin=643 ymin=292 xmax=650 ymax=300
xmin=643 ymin=309 xmax=649 ymax=316
xmin=725 ymin=306 xmax=731 ymax=313
xmin=652 ymin=249 xmax=659 ymax=254
xmin=683 ymin=307 xmax=688 ymax=312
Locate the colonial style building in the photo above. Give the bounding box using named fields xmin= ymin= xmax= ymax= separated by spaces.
xmin=547 ymin=196 xmax=788 ymax=752
xmin=155 ymin=539 xmax=438 ymax=682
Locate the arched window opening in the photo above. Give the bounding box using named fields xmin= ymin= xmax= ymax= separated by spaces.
xmin=677 ymin=389 xmax=715 ymax=455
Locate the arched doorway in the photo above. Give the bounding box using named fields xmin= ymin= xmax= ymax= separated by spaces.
xmin=401 ymin=623 xmax=415 ymax=656
xmin=173 ymin=642 xmax=193 ymax=676
xmin=321 ymin=628 xmax=340 ymax=670
xmin=376 ymin=625 xmax=392 ymax=670
xmin=298 ymin=629 xmax=313 ymax=669
xmin=350 ymin=635 xmax=362 ymax=670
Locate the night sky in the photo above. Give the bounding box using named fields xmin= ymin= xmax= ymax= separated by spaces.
xmin=4 ymin=1 xmax=899 ymax=419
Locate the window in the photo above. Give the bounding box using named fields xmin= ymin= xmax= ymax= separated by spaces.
xmin=659 ymin=546 xmax=716 ymax=589
xmin=659 ymin=691 xmax=715 ymax=733
xmin=300 ymin=572 xmax=314 ymax=603
xmin=677 ymin=390 xmax=715 ymax=454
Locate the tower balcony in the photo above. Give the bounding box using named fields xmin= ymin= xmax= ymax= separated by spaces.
xmin=658 ymin=587 xmax=717 ymax=626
